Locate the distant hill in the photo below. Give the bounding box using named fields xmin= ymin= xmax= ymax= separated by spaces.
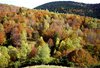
xmin=35 ymin=1 xmax=100 ymax=19
xmin=0 ymin=4 xmax=19 ymax=12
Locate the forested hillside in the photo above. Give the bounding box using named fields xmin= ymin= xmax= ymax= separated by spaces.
xmin=0 ymin=4 xmax=100 ymax=68
xmin=35 ymin=1 xmax=100 ymax=19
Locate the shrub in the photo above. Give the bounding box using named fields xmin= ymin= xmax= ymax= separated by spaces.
xmin=9 ymin=61 xmax=21 ymax=68
xmin=59 ymin=56 xmax=74 ymax=67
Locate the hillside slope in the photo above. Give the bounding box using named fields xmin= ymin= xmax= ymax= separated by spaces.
xmin=0 ymin=4 xmax=100 ymax=68
xmin=35 ymin=1 xmax=100 ymax=19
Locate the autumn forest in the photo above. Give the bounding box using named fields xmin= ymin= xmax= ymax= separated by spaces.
xmin=0 ymin=4 xmax=100 ymax=68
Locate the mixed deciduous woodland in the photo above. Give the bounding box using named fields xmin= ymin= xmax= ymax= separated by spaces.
xmin=0 ymin=4 xmax=100 ymax=68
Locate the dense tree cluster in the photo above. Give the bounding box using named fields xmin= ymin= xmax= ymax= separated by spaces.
xmin=0 ymin=4 xmax=100 ymax=68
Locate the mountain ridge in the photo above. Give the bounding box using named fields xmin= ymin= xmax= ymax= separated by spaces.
xmin=35 ymin=1 xmax=100 ymax=19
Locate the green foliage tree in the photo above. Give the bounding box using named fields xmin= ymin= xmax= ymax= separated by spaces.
xmin=8 ymin=46 xmax=20 ymax=61
xmin=0 ymin=55 xmax=9 ymax=68
xmin=19 ymin=25 xmax=31 ymax=60
xmin=0 ymin=23 xmax=4 ymax=31
xmin=0 ymin=46 xmax=10 ymax=68
xmin=35 ymin=37 xmax=53 ymax=64
xmin=88 ymin=21 xmax=97 ymax=29
xmin=59 ymin=34 xmax=82 ymax=52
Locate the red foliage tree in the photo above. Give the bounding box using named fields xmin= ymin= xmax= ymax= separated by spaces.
xmin=0 ymin=31 xmax=5 ymax=45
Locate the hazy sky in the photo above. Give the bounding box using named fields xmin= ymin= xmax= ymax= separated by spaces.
xmin=0 ymin=0 xmax=100 ymax=9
